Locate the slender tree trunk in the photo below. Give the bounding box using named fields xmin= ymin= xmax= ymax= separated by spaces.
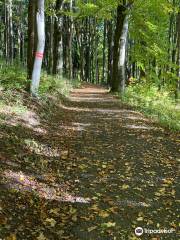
xmin=68 ymin=0 xmax=73 ymax=79
xmin=27 ymin=0 xmax=36 ymax=80
xmin=46 ymin=16 xmax=54 ymax=74
xmin=8 ymin=0 xmax=13 ymax=63
xmin=84 ymin=17 xmax=90 ymax=82
xmin=95 ymin=24 xmax=99 ymax=84
xmin=102 ymin=20 xmax=107 ymax=83
xmin=119 ymin=15 xmax=129 ymax=93
xmin=111 ymin=4 xmax=126 ymax=92
xmin=31 ymin=0 xmax=45 ymax=96
xmin=107 ymin=20 xmax=113 ymax=87
xmin=4 ymin=0 xmax=13 ymax=63
xmin=176 ymin=10 xmax=180 ymax=99
xmin=4 ymin=0 xmax=8 ymax=61
xmin=62 ymin=9 xmax=68 ymax=76
xmin=80 ymin=23 xmax=85 ymax=81
xmin=53 ymin=0 xmax=63 ymax=75
xmin=20 ymin=4 xmax=25 ymax=64
xmin=74 ymin=20 xmax=84 ymax=81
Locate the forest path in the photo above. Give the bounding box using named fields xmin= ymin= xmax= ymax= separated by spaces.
xmin=0 ymin=85 xmax=179 ymax=239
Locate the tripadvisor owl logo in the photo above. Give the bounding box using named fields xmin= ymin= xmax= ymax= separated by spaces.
xmin=135 ymin=227 xmax=144 ymax=236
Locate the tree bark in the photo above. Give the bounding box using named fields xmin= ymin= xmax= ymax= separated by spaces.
xmin=31 ymin=0 xmax=45 ymax=96
xmin=118 ymin=15 xmax=129 ymax=93
xmin=176 ymin=10 xmax=180 ymax=99
xmin=53 ymin=0 xmax=63 ymax=75
xmin=68 ymin=0 xmax=73 ymax=79
xmin=102 ymin=20 xmax=107 ymax=83
xmin=27 ymin=0 xmax=36 ymax=80
xmin=107 ymin=20 xmax=113 ymax=87
xmin=111 ymin=4 xmax=126 ymax=92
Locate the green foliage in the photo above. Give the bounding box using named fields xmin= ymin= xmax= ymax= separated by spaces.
xmin=0 ymin=62 xmax=81 ymax=120
xmin=122 ymin=84 xmax=180 ymax=131
xmin=0 ymin=63 xmax=28 ymax=116
xmin=76 ymin=0 xmax=118 ymax=19
xmin=0 ymin=62 xmax=28 ymax=90
xmin=0 ymin=61 xmax=80 ymax=97
xmin=0 ymin=89 xmax=27 ymax=116
xmin=130 ymin=0 xmax=169 ymax=68
xmin=39 ymin=72 xmax=81 ymax=96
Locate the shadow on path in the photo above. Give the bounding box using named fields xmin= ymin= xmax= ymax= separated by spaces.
xmin=0 ymin=85 xmax=179 ymax=239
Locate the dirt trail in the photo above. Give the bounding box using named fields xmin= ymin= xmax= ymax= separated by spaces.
xmin=0 ymin=85 xmax=179 ymax=239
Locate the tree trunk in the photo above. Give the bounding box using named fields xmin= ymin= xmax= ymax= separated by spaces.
xmin=107 ymin=20 xmax=113 ymax=87
xmin=31 ymin=0 xmax=45 ymax=96
xmin=111 ymin=5 xmax=126 ymax=92
xmin=4 ymin=0 xmax=13 ymax=63
xmin=27 ymin=0 xmax=36 ymax=80
xmin=102 ymin=20 xmax=107 ymax=83
xmin=53 ymin=0 xmax=63 ymax=75
xmin=68 ymin=0 xmax=73 ymax=79
xmin=118 ymin=15 xmax=129 ymax=93
xmin=8 ymin=0 xmax=13 ymax=63
xmin=176 ymin=10 xmax=180 ymax=99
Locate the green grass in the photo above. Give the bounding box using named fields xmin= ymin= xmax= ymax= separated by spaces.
xmin=0 ymin=62 xmax=28 ymax=90
xmin=0 ymin=62 xmax=80 ymax=96
xmin=39 ymin=72 xmax=81 ymax=96
xmin=0 ymin=62 xmax=81 ymax=116
xmin=121 ymin=84 xmax=180 ymax=131
xmin=0 ymin=90 xmax=27 ymax=115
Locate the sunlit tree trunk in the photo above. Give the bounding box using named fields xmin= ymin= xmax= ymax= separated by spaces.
xmin=8 ymin=0 xmax=13 ymax=63
xmin=102 ymin=20 xmax=107 ymax=83
xmin=31 ymin=0 xmax=45 ymax=96
xmin=111 ymin=4 xmax=126 ymax=92
xmin=68 ymin=0 xmax=73 ymax=79
xmin=119 ymin=15 xmax=129 ymax=93
xmin=107 ymin=20 xmax=113 ymax=87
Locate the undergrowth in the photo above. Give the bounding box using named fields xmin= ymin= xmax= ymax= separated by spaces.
xmin=121 ymin=84 xmax=180 ymax=131
xmin=0 ymin=62 xmax=80 ymax=95
xmin=0 ymin=62 xmax=80 ymax=116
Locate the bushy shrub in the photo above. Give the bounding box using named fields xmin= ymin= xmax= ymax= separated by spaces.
xmin=122 ymin=84 xmax=180 ymax=131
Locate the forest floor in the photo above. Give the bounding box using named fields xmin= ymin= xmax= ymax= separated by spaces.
xmin=0 ymin=84 xmax=179 ymax=240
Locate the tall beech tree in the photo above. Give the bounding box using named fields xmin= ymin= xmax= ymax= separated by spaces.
xmin=176 ymin=5 xmax=180 ymax=98
xmin=53 ymin=0 xmax=64 ymax=75
xmin=111 ymin=4 xmax=127 ymax=92
xmin=27 ymin=0 xmax=36 ymax=80
xmin=31 ymin=0 xmax=45 ymax=96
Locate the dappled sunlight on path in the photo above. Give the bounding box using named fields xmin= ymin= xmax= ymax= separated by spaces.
xmin=0 ymin=85 xmax=179 ymax=239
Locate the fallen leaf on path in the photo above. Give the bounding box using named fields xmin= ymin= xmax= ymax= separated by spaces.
xmin=61 ymin=150 xmax=68 ymax=159
xmin=122 ymin=184 xmax=130 ymax=190
xmin=6 ymin=234 xmax=16 ymax=240
xmin=101 ymin=222 xmax=116 ymax=228
xmin=72 ymin=215 xmax=78 ymax=222
xmin=137 ymin=217 xmax=143 ymax=221
xmin=45 ymin=218 xmax=56 ymax=227
xmin=98 ymin=210 xmax=109 ymax=218
xmin=88 ymin=226 xmax=97 ymax=232
xmin=49 ymin=208 xmax=59 ymax=216
xmin=37 ymin=233 xmax=47 ymax=240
